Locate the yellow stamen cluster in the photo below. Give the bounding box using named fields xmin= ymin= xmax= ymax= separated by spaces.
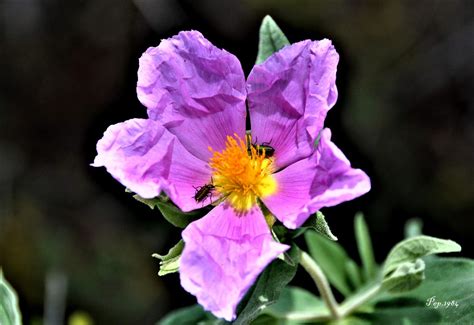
xmin=209 ymin=135 xmax=277 ymax=212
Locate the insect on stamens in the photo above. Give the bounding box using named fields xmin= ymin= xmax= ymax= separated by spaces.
xmin=246 ymin=136 xmax=275 ymax=158
xmin=255 ymin=142 xmax=275 ymax=158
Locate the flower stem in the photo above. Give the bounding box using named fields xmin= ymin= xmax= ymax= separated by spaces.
xmin=299 ymin=250 xmax=342 ymax=319
xmin=339 ymin=283 xmax=381 ymax=316
xmin=299 ymin=250 xmax=383 ymax=322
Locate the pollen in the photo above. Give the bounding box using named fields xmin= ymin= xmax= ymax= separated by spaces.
xmin=209 ymin=134 xmax=277 ymax=212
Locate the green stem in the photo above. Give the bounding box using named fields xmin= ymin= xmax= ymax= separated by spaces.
xmin=299 ymin=251 xmax=342 ymax=319
xmin=283 ymin=311 xmax=331 ymax=322
xmin=299 ymin=250 xmax=382 ymax=322
xmin=339 ymin=283 xmax=381 ymax=316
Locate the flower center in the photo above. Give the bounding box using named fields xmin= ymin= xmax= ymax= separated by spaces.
xmin=209 ymin=134 xmax=277 ymax=212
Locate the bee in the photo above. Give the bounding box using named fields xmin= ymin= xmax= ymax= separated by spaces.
xmin=193 ymin=182 xmax=215 ymax=204
xmin=247 ymin=140 xmax=275 ymax=158
xmin=246 ymin=133 xmax=276 ymax=158
xmin=254 ymin=142 xmax=275 ymax=158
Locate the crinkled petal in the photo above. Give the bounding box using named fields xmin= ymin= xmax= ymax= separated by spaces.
xmin=92 ymin=119 xmax=173 ymax=198
xmin=247 ymin=39 xmax=339 ymax=169
xmin=180 ymin=203 xmax=289 ymax=321
xmin=92 ymin=118 xmax=212 ymax=211
xmin=137 ymin=30 xmax=247 ymax=161
xmin=261 ymin=129 xmax=370 ymax=229
xmin=167 ymin=140 xmax=214 ymax=212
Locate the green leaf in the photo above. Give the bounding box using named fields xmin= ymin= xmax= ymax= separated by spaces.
xmin=382 ymin=259 xmax=425 ymax=293
xmin=234 ymin=246 xmax=300 ymax=324
xmin=354 ymin=213 xmax=377 ymax=280
xmin=0 ymin=270 xmax=22 ymax=325
xmin=254 ymin=286 xmax=328 ymax=324
xmin=404 ymin=218 xmax=423 ymax=238
xmin=256 ymin=15 xmax=290 ymax=64
xmin=158 ymin=304 xmax=223 ymax=325
xmin=360 ymin=257 xmax=474 ymax=324
xmin=152 ymin=240 xmax=184 ymax=276
xmin=263 ymin=286 xmax=325 ymax=317
xmin=383 ymin=235 xmax=461 ymax=275
xmin=132 ymin=194 xmax=162 ymax=209
xmin=305 ymin=231 xmax=352 ymax=297
xmin=133 ymin=194 xmax=206 ymax=228
xmin=293 ymin=211 xmax=338 ymax=241
xmin=271 ymin=224 xmax=289 ymax=243
xmin=345 ymin=259 xmax=363 ymax=290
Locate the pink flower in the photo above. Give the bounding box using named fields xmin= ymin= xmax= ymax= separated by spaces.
xmin=93 ymin=31 xmax=370 ymax=321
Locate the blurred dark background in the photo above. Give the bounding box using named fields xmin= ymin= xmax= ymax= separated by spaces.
xmin=1 ymin=0 xmax=473 ymax=324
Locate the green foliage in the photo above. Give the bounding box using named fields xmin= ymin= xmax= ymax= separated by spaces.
xmin=354 ymin=213 xmax=377 ymax=280
xmin=304 ymin=231 xmax=353 ymax=297
xmin=293 ymin=211 xmax=338 ymax=241
xmin=152 ymin=240 xmax=184 ymax=276
xmin=365 ymin=258 xmax=474 ymax=324
xmin=253 ymin=287 xmax=326 ymax=324
xmin=0 ymin=270 xmax=22 ymax=325
xmin=381 ymin=235 xmax=461 ymax=295
xmin=158 ymin=215 xmax=470 ymax=324
xmin=132 ymin=194 xmax=207 ymax=228
xmin=158 ymin=304 xmax=223 ymax=325
xmin=383 ymin=235 xmax=461 ymax=276
xmin=158 ymin=258 xmax=474 ymax=324
xmin=247 ymin=257 xmax=474 ymax=325
xmin=132 ymin=194 xmax=162 ymax=209
xmin=271 ymin=224 xmax=289 ymax=243
xmin=345 ymin=259 xmax=363 ymax=289
xmin=234 ymin=246 xmax=300 ymax=325
xmin=381 ymin=259 xmax=425 ymax=293
xmin=255 ymin=15 xmax=290 ymax=64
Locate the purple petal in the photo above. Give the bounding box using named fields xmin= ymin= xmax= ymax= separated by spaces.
xmin=261 ymin=129 xmax=370 ymax=229
xmin=93 ymin=118 xmax=212 ymax=211
xmin=137 ymin=30 xmax=247 ymax=161
xmin=92 ymin=119 xmax=174 ymax=199
xmin=247 ymin=39 xmax=339 ymax=169
xmin=167 ymin=138 xmax=214 ymax=212
xmin=180 ymin=203 xmax=289 ymax=321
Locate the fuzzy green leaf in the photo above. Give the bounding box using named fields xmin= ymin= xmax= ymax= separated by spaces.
xmin=383 ymin=235 xmax=461 ymax=275
xmin=234 ymin=246 xmax=300 ymax=324
xmin=354 ymin=213 xmax=377 ymax=280
xmin=382 ymin=259 xmax=425 ymax=293
xmin=133 ymin=194 xmax=206 ymax=228
xmin=0 ymin=270 xmax=22 ymax=325
xmin=363 ymin=257 xmax=474 ymax=324
xmin=256 ymin=15 xmax=290 ymax=64
xmin=152 ymin=240 xmax=184 ymax=276
xmin=305 ymin=231 xmax=352 ymax=296
xmin=293 ymin=211 xmax=338 ymax=241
